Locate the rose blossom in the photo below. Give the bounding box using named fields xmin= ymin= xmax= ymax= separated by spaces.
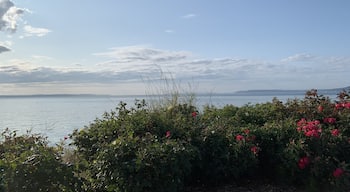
xmin=333 ymin=168 xmax=344 ymax=178
xmin=331 ymin=129 xmax=340 ymax=136
xmin=236 ymin=134 xmax=244 ymax=141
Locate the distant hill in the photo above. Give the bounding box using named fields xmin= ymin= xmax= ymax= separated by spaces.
xmin=233 ymin=86 xmax=350 ymax=96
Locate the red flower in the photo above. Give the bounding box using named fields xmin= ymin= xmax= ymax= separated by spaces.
xmin=236 ymin=134 xmax=244 ymax=141
xmin=304 ymin=129 xmax=320 ymax=138
xmin=191 ymin=111 xmax=197 ymax=117
xmin=298 ymin=156 xmax=310 ymax=169
xmin=335 ymin=103 xmax=343 ymax=110
xmin=165 ymin=131 xmax=171 ymax=138
xmin=297 ymin=119 xmax=322 ymax=138
xmin=297 ymin=118 xmax=307 ymax=127
xmin=317 ymin=105 xmax=324 ymax=112
xmin=333 ymin=168 xmax=344 ymax=178
xmin=250 ymin=146 xmax=258 ymax=155
xmin=331 ymin=129 xmax=340 ymax=136
xmin=323 ymin=117 xmax=336 ymax=124
xmin=243 ymin=129 xmax=250 ymax=134
xmin=312 ymin=120 xmax=320 ymax=126
xmin=344 ymin=102 xmax=350 ymax=109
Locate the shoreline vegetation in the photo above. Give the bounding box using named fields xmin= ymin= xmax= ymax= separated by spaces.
xmin=1 ymin=88 xmax=350 ymax=191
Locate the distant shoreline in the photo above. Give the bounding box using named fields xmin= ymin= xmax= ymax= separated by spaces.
xmin=0 ymin=86 xmax=348 ymax=98
xmin=232 ymin=86 xmax=349 ymax=96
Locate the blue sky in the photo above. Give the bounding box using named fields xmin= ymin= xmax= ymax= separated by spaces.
xmin=0 ymin=0 xmax=350 ymax=95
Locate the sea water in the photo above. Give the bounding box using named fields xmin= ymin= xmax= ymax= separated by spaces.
xmin=0 ymin=94 xmax=331 ymax=144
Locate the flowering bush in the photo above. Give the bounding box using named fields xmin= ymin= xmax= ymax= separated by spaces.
xmin=3 ymin=89 xmax=348 ymax=191
xmin=281 ymin=90 xmax=350 ymax=191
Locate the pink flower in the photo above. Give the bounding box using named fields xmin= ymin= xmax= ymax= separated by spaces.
xmin=317 ymin=105 xmax=324 ymax=112
xmin=333 ymin=168 xmax=344 ymax=178
xmin=236 ymin=134 xmax=244 ymax=141
xmin=165 ymin=131 xmax=171 ymax=138
xmin=304 ymin=129 xmax=320 ymax=138
xmin=335 ymin=103 xmax=343 ymax=110
xmin=323 ymin=117 xmax=336 ymax=124
xmin=191 ymin=111 xmax=197 ymax=117
xmin=344 ymin=102 xmax=350 ymax=109
xmin=331 ymin=129 xmax=340 ymax=136
xmin=297 ymin=119 xmax=322 ymax=138
xmin=297 ymin=118 xmax=307 ymax=127
xmin=243 ymin=129 xmax=250 ymax=134
xmin=250 ymin=146 xmax=259 ymax=155
xmin=298 ymin=156 xmax=310 ymax=169
xmin=312 ymin=120 xmax=320 ymax=126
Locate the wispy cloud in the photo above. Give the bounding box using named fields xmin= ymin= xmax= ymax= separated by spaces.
xmin=31 ymin=55 xmax=53 ymax=60
xmin=165 ymin=29 xmax=175 ymax=33
xmin=1 ymin=46 xmax=349 ymax=92
xmin=0 ymin=65 xmax=136 ymax=84
xmin=94 ymin=46 xmax=192 ymax=72
xmin=22 ymin=25 xmax=51 ymax=37
xmin=182 ymin=13 xmax=197 ymax=19
xmin=0 ymin=0 xmax=26 ymax=33
xmin=281 ymin=53 xmax=315 ymax=63
xmin=92 ymin=46 xmax=350 ymax=90
xmin=92 ymin=46 xmax=276 ymax=83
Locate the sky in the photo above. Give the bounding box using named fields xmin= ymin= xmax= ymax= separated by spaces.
xmin=0 ymin=0 xmax=350 ymax=95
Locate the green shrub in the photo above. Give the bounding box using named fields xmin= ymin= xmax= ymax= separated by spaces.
xmin=0 ymin=129 xmax=82 ymax=192
xmin=96 ymin=134 xmax=194 ymax=192
xmin=71 ymin=89 xmax=350 ymax=191
xmin=253 ymin=118 xmax=299 ymax=182
xmin=72 ymin=100 xmax=198 ymax=191
xmin=192 ymin=127 xmax=259 ymax=186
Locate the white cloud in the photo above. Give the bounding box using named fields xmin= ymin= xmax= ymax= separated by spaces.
xmin=31 ymin=55 xmax=53 ymax=60
xmin=22 ymin=25 xmax=51 ymax=37
xmin=1 ymin=47 xmax=349 ymax=94
xmin=92 ymin=46 xmax=350 ymax=91
xmin=182 ymin=13 xmax=197 ymax=19
xmin=94 ymin=46 xmax=192 ymax=72
xmin=1 ymin=1 xmax=49 ymax=38
xmin=0 ymin=0 xmax=26 ymax=33
xmin=165 ymin=29 xmax=175 ymax=33
xmin=281 ymin=53 xmax=315 ymax=63
xmin=1 ymin=40 xmax=12 ymax=46
xmin=92 ymin=46 xmax=278 ymax=83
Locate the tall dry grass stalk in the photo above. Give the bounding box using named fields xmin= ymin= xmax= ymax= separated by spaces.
xmin=143 ymin=69 xmax=197 ymax=110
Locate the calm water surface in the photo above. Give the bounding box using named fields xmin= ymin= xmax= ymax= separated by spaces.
xmin=0 ymin=94 xmax=326 ymax=143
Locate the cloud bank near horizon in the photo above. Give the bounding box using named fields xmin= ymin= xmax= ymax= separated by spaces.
xmin=1 ymin=45 xmax=349 ymax=93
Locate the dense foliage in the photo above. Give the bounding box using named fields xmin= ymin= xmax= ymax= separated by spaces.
xmin=2 ymin=89 xmax=350 ymax=191
xmin=0 ymin=129 xmax=82 ymax=191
